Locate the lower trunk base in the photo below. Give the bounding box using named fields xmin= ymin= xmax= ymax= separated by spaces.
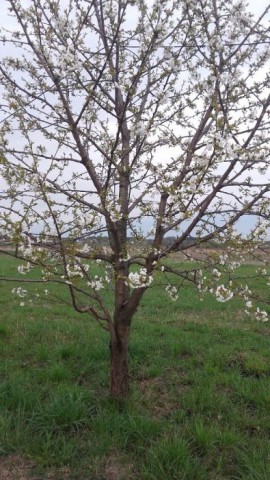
xmin=110 ymin=339 xmax=129 ymax=398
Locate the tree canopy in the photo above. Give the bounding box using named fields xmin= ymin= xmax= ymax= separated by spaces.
xmin=0 ymin=0 xmax=270 ymax=396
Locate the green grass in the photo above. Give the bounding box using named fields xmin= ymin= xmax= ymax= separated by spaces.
xmin=0 ymin=253 xmax=270 ymax=479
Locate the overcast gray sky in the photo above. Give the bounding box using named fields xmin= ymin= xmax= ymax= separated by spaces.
xmin=0 ymin=0 xmax=269 ymax=238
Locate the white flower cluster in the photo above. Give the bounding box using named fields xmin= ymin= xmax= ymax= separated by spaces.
xmin=227 ymin=261 xmax=241 ymax=272
xmin=120 ymin=254 xmax=131 ymax=263
xmin=126 ymin=268 xmax=153 ymax=289
xmin=197 ymin=275 xmax=209 ymax=294
xmin=131 ymin=121 xmax=148 ymax=137
xmin=241 ymin=285 xmax=252 ymax=315
xmin=21 ymin=239 xmax=33 ymax=258
xmin=215 ymin=284 xmax=234 ymax=302
xmin=11 ymin=286 xmax=27 ymax=306
xmin=59 ymin=46 xmax=81 ymax=74
xmin=194 ymin=153 xmax=210 ymax=169
xmin=245 ymin=300 xmax=252 ymax=315
xmin=242 ymin=285 xmax=252 ymax=301
xmin=212 ymin=268 xmax=221 ymax=279
xmin=197 ymin=270 xmax=207 ymax=295
xmin=254 ymin=308 xmax=268 ymax=322
xmin=18 ymin=262 xmax=32 ymax=274
xmin=65 ymin=264 xmax=84 ymax=278
xmin=252 ymin=221 xmax=269 ymax=240
xmin=165 ymin=284 xmax=178 ymax=301
xmin=219 ymin=254 xmax=228 ymax=266
xmin=12 ymin=286 xmax=27 ymax=297
xmin=87 ymin=276 xmax=104 ymax=291
xmin=106 ymin=200 xmax=122 ymax=222
xmin=105 ymin=266 xmax=113 ymax=284
xmin=61 ymin=262 xmax=89 ymax=280
xmin=241 ymin=284 xmax=268 ymax=321
xmin=104 ymin=1 xmax=118 ymax=19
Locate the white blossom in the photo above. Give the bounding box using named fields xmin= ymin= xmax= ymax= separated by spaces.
xmin=126 ymin=268 xmax=153 ymax=289
xmin=254 ymin=308 xmax=268 ymax=322
xmin=165 ymin=284 xmax=178 ymax=301
xmin=18 ymin=263 xmax=31 ymax=274
xmin=87 ymin=276 xmax=104 ymax=291
xmin=219 ymin=254 xmax=228 ymax=266
xmin=212 ymin=268 xmax=221 ymax=278
xmin=215 ymin=285 xmax=234 ymax=302
xmin=12 ymin=287 xmax=27 ymax=298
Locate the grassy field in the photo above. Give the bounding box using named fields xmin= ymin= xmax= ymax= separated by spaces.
xmin=0 ymin=254 xmax=270 ymax=479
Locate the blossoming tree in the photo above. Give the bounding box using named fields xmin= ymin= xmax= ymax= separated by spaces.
xmin=0 ymin=0 xmax=270 ymax=397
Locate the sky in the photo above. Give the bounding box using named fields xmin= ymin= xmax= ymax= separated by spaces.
xmin=0 ymin=0 xmax=269 ymax=238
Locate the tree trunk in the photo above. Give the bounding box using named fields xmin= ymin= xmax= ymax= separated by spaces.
xmin=110 ymin=327 xmax=129 ymax=398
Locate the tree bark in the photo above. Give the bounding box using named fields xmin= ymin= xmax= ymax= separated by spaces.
xmin=110 ymin=326 xmax=129 ymax=398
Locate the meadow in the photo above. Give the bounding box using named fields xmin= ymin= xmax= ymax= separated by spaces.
xmin=0 ymin=253 xmax=270 ymax=479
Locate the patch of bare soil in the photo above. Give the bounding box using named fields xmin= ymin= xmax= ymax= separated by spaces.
xmin=0 ymin=456 xmax=71 ymax=480
xmin=138 ymin=374 xmax=185 ymax=418
xmin=104 ymin=454 xmax=134 ymax=480
xmin=0 ymin=455 xmax=36 ymax=480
